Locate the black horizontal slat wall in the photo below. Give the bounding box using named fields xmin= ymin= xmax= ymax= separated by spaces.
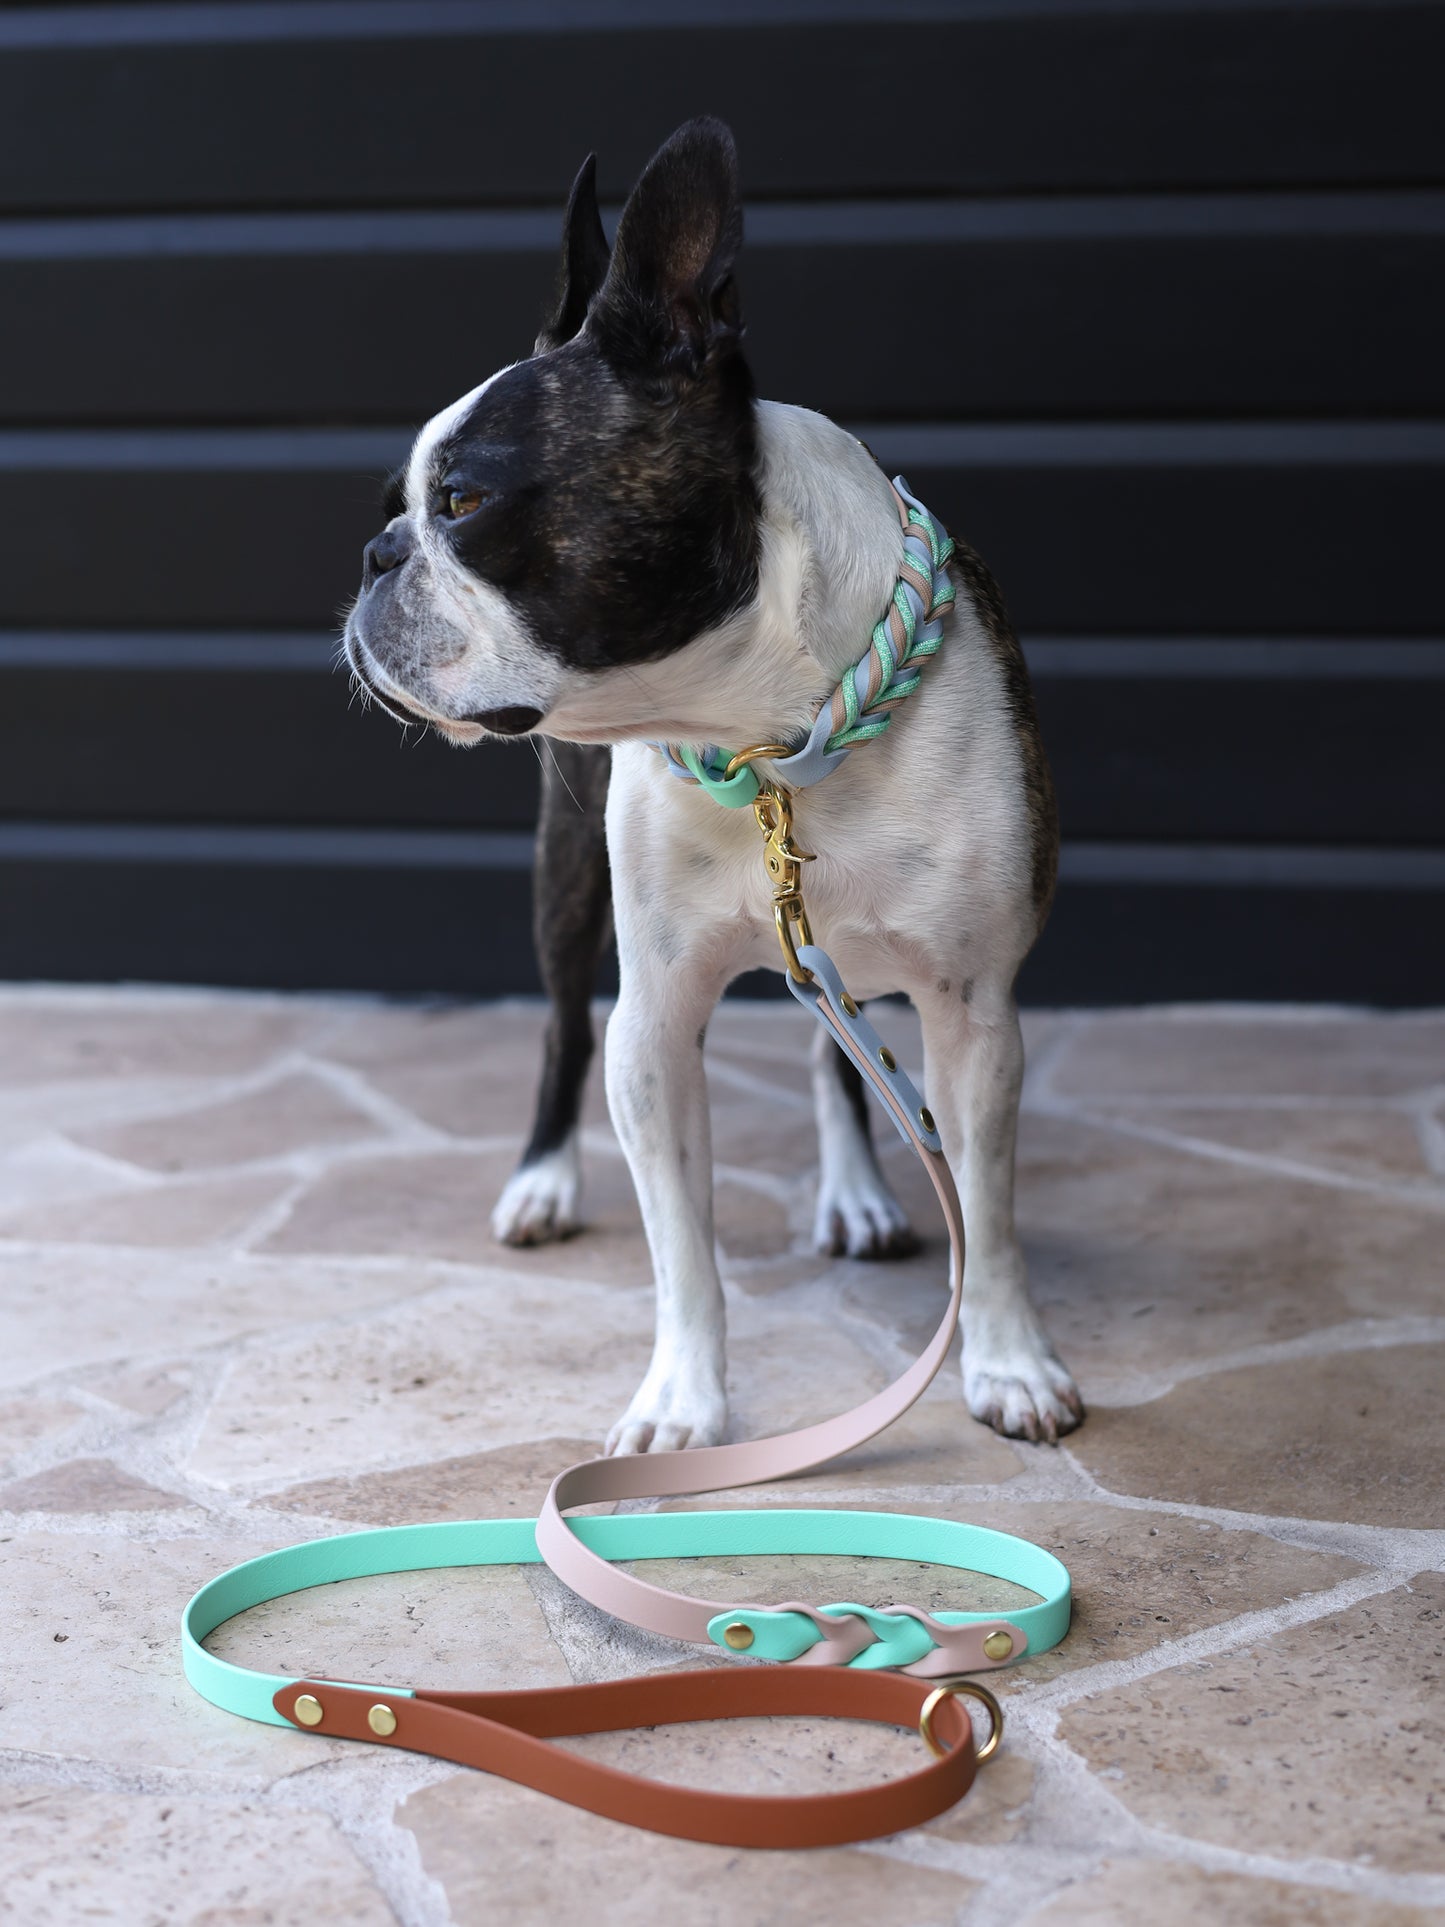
xmin=0 ymin=0 xmax=1442 ymax=1003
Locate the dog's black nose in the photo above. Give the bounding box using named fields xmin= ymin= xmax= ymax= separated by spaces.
xmin=362 ymin=522 xmax=412 ymax=589
xmin=467 ymin=706 xmax=545 ymax=736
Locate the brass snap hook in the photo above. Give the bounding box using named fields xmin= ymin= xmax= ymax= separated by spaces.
xmin=918 ymin=1680 xmax=1004 ymax=1763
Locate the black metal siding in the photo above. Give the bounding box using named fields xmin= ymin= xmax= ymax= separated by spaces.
xmin=1 ymin=0 xmax=1441 ymax=1003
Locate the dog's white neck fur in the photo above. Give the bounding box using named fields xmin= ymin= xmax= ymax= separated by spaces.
xmin=545 ymin=402 xmax=902 ymax=748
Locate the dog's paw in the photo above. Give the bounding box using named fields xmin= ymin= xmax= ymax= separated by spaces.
xmin=963 ymin=1320 xmax=1084 ymax=1445
xmin=491 ymin=1142 xmax=581 ymax=1247
xmin=606 ymin=1368 xmax=727 ymax=1456
xmin=813 ymin=1166 xmax=919 ymax=1261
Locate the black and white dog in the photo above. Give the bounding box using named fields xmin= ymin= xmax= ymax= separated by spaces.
xmin=344 ymin=120 xmax=1082 ymax=1448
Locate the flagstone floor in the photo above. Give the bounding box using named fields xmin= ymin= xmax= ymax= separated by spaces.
xmin=0 ymin=986 xmax=1442 ymax=1926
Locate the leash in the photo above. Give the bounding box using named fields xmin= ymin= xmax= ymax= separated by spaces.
xmin=182 ymin=480 xmax=1072 ymax=1848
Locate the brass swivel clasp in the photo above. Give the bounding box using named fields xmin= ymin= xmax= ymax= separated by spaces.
xmin=753 ymin=783 xmax=816 ymax=985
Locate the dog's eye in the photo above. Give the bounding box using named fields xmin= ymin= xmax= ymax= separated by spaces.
xmin=444 ymin=489 xmax=486 ymax=520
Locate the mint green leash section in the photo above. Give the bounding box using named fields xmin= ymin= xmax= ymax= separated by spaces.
xmin=184 ymin=1511 xmax=1070 ymax=1726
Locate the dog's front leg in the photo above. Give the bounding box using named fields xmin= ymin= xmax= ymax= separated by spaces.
xmin=917 ymin=979 xmax=1083 ymax=1443
xmin=603 ymin=960 xmax=729 ymax=1456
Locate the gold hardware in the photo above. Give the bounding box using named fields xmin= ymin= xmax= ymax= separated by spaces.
xmin=919 ymin=1107 xmax=936 ymax=1134
xmin=841 ymin=994 xmax=859 ymax=1017
xmin=878 ymin=1047 xmax=897 ymax=1072
xmin=918 ymin=1681 xmax=1003 ymax=1763
xmin=982 ymin=1629 xmax=1015 ymax=1661
xmin=723 ymin=1621 xmax=755 ymax=1651
xmin=293 ymin=1693 xmax=324 ymax=1727
xmin=367 ymin=1703 xmax=398 ymax=1737
xmin=752 ymin=784 xmax=816 ymax=985
xmin=722 ymin=742 xmax=794 ymax=781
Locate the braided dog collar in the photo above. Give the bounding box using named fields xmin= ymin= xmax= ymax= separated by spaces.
xmin=654 ymin=475 xmax=955 ymax=806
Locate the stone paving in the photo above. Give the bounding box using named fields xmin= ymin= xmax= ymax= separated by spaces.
xmin=0 ymin=986 xmax=1442 ymax=1925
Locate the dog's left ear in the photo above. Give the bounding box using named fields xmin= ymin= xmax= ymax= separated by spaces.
xmin=590 ymin=117 xmax=744 ymax=384
xmin=535 ymin=153 xmax=611 ymax=353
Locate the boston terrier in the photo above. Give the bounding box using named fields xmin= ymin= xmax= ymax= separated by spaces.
xmin=343 ymin=119 xmax=1082 ymax=1448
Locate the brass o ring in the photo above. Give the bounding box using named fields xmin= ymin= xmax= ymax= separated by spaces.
xmin=722 ymin=743 xmax=794 ymax=780
xmin=918 ymin=1680 xmax=1004 ymax=1763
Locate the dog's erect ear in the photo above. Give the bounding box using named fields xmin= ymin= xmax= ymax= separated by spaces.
xmin=535 ymin=153 xmax=611 ymax=353
xmin=590 ymin=118 xmax=744 ymax=383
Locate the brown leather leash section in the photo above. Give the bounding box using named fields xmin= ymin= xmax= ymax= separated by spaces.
xmin=273 ymin=1669 xmax=996 ymax=1849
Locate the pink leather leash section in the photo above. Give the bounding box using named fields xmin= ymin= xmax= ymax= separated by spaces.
xmin=536 ymin=942 xmax=1016 ymax=1678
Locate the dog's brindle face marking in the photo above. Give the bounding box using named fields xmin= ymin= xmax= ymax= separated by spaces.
xmin=345 ymin=122 xmax=760 ymax=743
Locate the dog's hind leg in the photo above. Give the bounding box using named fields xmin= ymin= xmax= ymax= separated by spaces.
xmin=811 ymin=1028 xmax=918 ymax=1258
xmin=916 ymin=977 xmax=1083 ymax=1443
xmin=492 ymin=741 xmax=612 ymax=1247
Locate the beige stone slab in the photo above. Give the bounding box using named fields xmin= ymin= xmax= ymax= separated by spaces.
xmin=0 ymin=1393 xmax=82 ymax=1466
xmin=0 ymin=994 xmax=317 ymax=1085
xmin=0 ymin=1134 xmax=154 ymax=1219
xmin=70 ymin=1070 xmax=384 ymax=1174
xmin=0 ymin=1783 xmax=393 ymax=1926
xmin=0 ymin=1532 xmax=368 ymax=1776
xmin=1095 ymin=1103 xmax=1439 ymax=1190
xmin=1073 ymin=1345 xmax=1445 ymax=1528
xmin=925 ymin=1746 xmax=1037 ymax=1844
xmin=0 ymin=1075 xmax=231 ymax=1154
xmin=398 ymin=1769 xmax=977 ymax=1925
xmin=0 ymin=1457 xmax=188 ymax=1514
xmin=1058 ymin=1570 xmax=1445 ymax=1875
xmin=188 ymin=1273 xmax=656 ymax=1489
xmin=269 ymin=1436 xmax=601 ymax=1526
xmin=714 ymin=1173 xmax=795 ymax=1260
xmin=1002 ymin=1114 xmax=1444 ymax=1397
xmin=1050 ymin=1012 xmax=1445 ymax=1102
xmin=0 ymin=1168 xmax=292 ymax=1249
xmin=726 ymin=1248 xmax=841 ymax=1300
xmin=206 ymin=1560 xmax=571 ymax=1694
xmin=322 ymin=998 xmax=615 ymax=1138
xmin=84 ymin=1360 xmax=192 ymax=1417
xmin=722 ymin=1296 xmax=911 ymax=1444
xmin=972 ymin=1501 xmax=1362 ymax=1688
xmin=266 ymin=1139 xmax=782 ymax=1288
xmin=0 ymin=1244 xmax=447 ymax=1392
xmin=1020 ymin=1859 xmax=1442 ymax=1926
xmin=837 ymin=1250 xmax=961 ymax=1364
xmin=708 ymin=1096 xmax=815 ymax=1171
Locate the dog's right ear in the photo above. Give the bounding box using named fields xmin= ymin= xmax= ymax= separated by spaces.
xmin=588 ymin=118 xmax=745 ymax=386
xmin=535 ymin=153 xmax=611 ymax=353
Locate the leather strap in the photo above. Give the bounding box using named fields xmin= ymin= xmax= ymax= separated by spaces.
xmin=271 ymin=1668 xmax=980 ymax=1849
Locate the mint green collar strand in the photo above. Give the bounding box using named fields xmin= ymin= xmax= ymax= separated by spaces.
xmin=657 ymin=476 xmax=955 ymax=807
xmin=183 ymin=1510 xmax=1070 ymax=1726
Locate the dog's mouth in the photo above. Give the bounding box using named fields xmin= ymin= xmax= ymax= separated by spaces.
xmin=345 ymin=636 xmax=430 ymax=729
xmin=345 ymin=636 xmax=545 ymax=745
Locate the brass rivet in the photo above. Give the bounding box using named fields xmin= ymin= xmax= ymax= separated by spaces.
xmin=878 ymin=1047 xmax=897 ymax=1072
xmin=723 ymin=1621 xmax=755 ymax=1651
xmin=293 ymin=1693 xmax=324 ymax=1727
xmin=367 ymin=1703 xmax=398 ymax=1737
xmin=982 ymin=1629 xmax=1015 ymax=1661
xmin=841 ymin=994 xmax=858 ymax=1017
xmin=919 ymin=1107 xmax=936 ymax=1134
